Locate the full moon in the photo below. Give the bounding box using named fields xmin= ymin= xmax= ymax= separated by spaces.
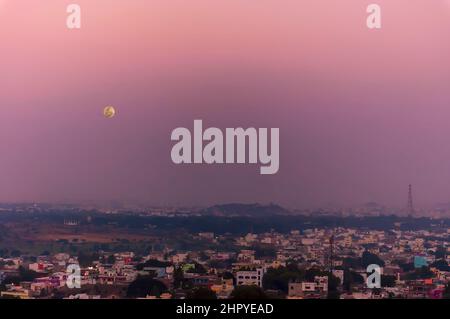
xmin=103 ymin=106 xmax=116 ymax=118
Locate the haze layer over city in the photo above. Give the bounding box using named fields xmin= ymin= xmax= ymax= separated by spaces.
xmin=2 ymin=1 xmax=450 ymax=209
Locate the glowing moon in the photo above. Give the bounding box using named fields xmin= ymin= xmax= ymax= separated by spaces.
xmin=103 ymin=106 xmax=116 ymax=118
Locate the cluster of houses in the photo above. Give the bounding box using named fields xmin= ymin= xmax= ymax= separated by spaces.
xmin=1 ymin=226 xmax=449 ymax=299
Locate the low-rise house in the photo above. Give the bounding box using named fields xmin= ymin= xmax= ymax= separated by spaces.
xmin=288 ymin=276 xmax=328 ymax=299
xmin=236 ymin=267 xmax=265 ymax=287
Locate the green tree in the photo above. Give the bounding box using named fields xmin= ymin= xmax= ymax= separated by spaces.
xmin=106 ymin=255 xmax=116 ymax=264
xmin=185 ymin=262 xmax=207 ymax=274
xmin=361 ymin=251 xmax=385 ymax=268
xmin=126 ymin=276 xmax=168 ymax=298
xmin=77 ymin=252 xmax=99 ymax=268
xmin=252 ymin=244 xmax=277 ymax=259
xmin=342 ymin=257 xmax=361 ymax=269
xmin=137 ymin=259 xmax=171 ymax=270
xmin=381 ymin=275 xmax=396 ymax=287
xmin=18 ymin=266 xmax=40 ymax=281
xmin=186 ymin=287 xmax=217 ymax=299
xmin=399 ymin=262 xmax=415 ymax=272
xmin=173 ymin=267 xmax=185 ymax=289
xmin=434 ymin=247 xmax=447 ymax=259
xmin=343 ymin=269 xmax=364 ymax=292
xmin=3 ymin=266 xmax=40 ymax=285
xmin=405 ymin=266 xmax=434 ymax=280
xmin=231 ymin=286 xmax=267 ymax=299
xmin=262 ymin=265 xmax=305 ymax=293
xmin=430 ymin=259 xmax=450 ymax=272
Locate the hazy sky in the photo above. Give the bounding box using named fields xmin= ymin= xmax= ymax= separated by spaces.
xmin=1 ymin=1 xmax=450 ymax=208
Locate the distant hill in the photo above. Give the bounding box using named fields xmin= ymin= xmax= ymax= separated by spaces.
xmin=202 ymin=203 xmax=291 ymax=217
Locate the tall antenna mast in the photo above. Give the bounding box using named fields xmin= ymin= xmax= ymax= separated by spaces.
xmin=328 ymin=232 xmax=334 ymax=272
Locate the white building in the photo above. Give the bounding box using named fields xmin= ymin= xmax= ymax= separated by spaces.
xmin=288 ymin=276 xmax=329 ymax=298
xmin=236 ymin=267 xmax=265 ymax=287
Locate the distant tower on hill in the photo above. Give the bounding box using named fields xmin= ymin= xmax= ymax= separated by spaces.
xmin=407 ymin=184 xmax=414 ymax=216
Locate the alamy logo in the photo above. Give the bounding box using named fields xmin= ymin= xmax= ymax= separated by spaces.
xmin=66 ymin=264 xmax=81 ymax=289
xmin=66 ymin=4 xmax=81 ymax=29
xmin=171 ymin=120 xmax=280 ymax=175
xmin=366 ymin=4 xmax=382 ymax=29
xmin=366 ymin=264 xmax=381 ymax=288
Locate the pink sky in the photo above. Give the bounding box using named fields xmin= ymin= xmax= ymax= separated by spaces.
xmin=1 ymin=1 xmax=450 ymax=208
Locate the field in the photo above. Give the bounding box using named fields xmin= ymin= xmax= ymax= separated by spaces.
xmin=0 ymin=220 xmax=161 ymax=256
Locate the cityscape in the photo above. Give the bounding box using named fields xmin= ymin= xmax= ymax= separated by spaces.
xmin=1 ymin=194 xmax=449 ymax=300
xmin=2 ymin=1 xmax=450 ymax=308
